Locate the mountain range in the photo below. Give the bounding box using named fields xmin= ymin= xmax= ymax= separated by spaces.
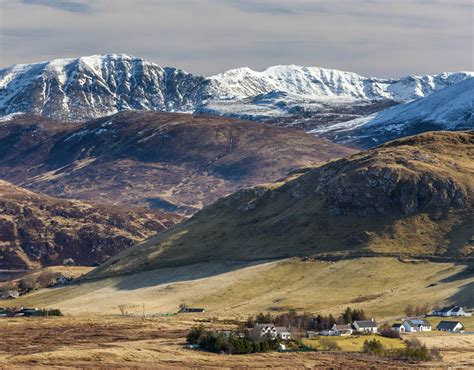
xmin=1 ymin=54 xmax=472 ymax=148
xmin=0 ymin=54 xmax=473 ymax=271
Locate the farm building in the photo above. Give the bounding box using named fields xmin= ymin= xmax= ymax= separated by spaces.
xmin=436 ymin=321 xmax=464 ymax=332
xmin=330 ymin=324 xmax=353 ymax=336
xmin=275 ymin=327 xmax=291 ymax=340
xmin=431 ymin=306 xmax=471 ymax=317
xmin=391 ymin=323 xmax=405 ymax=333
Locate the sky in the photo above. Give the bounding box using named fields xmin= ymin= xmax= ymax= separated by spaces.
xmin=1 ymin=0 xmax=473 ymax=77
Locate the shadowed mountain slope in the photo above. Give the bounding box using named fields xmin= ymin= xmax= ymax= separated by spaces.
xmin=0 ymin=111 xmax=355 ymax=214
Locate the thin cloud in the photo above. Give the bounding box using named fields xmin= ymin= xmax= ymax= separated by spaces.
xmin=2 ymin=0 xmax=472 ymax=76
xmin=20 ymin=0 xmax=90 ymax=13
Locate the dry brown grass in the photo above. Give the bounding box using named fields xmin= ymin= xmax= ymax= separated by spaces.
xmin=5 ymin=258 xmax=473 ymax=323
xmin=0 ymin=316 xmax=447 ymax=369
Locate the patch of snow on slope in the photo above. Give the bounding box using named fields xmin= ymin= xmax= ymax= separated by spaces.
xmin=314 ymin=77 xmax=474 ymax=145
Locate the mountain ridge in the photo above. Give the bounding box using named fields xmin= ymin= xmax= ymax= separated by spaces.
xmin=2 ymin=54 xmax=472 ymax=123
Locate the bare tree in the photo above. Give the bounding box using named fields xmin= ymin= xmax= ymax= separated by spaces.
xmin=118 ymin=304 xmax=127 ymax=316
xmin=36 ymin=271 xmax=57 ymax=288
xmin=0 ymin=280 xmax=16 ymax=296
xmin=18 ymin=276 xmax=36 ymax=293
xmin=404 ymin=304 xmax=415 ymax=317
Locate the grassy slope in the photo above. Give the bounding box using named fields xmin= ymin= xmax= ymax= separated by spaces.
xmin=89 ymin=131 xmax=474 ymax=278
xmin=7 ymin=258 xmax=473 ymax=319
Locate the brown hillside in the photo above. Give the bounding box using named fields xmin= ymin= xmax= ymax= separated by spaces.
xmin=91 ymin=131 xmax=473 ymax=277
xmin=0 ymin=180 xmax=180 ymax=269
xmin=0 ymin=111 xmax=355 ymax=214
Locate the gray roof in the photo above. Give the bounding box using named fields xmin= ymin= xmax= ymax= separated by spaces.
xmin=354 ymin=320 xmax=377 ymax=328
xmin=436 ymin=321 xmax=463 ymax=330
xmin=405 ymin=319 xmax=431 ymax=327
xmin=254 ymin=323 xmax=275 ymax=329
xmin=333 ymin=324 xmax=352 ymax=330
xmin=391 ymin=323 xmax=402 ymax=328
xmin=275 ymin=326 xmax=290 ymax=333
xmin=435 ymin=305 xmax=461 ymax=313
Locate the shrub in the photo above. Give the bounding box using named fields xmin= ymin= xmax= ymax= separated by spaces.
xmin=18 ymin=276 xmax=36 ymax=293
xmin=379 ymin=325 xmax=401 ymax=339
xmin=363 ymin=339 xmax=385 ymax=356
xmin=186 ymin=326 xmax=205 ymax=344
xmin=187 ymin=328 xmax=279 ymax=355
xmin=37 ymin=308 xmax=63 ymax=317
xmin=396 ymin=339 xmax=432 ymax=362
xmin=319 ymin=338 xmax=341 ymax=351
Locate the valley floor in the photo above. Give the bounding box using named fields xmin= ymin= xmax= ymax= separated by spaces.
xmin=6 ymin=257 xmax=473 ymax=319
xmin=2 ymin=257 xmax=473 ymax=368
xmin=1 ymin=315 xmax=471 ymax=369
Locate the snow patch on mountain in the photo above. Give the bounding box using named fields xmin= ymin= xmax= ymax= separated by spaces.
xmin=0 ymin=54 xmax=473 ymax=123
xmin=312 ymin=77 xmax=474 ymax=147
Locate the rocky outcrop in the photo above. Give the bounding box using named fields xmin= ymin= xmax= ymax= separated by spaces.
xmin=0 ymin=180 xmax=180 ymax=269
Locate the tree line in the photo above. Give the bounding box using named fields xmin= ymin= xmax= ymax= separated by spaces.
xmin=245 ymin=307 xmax=368 ymax=333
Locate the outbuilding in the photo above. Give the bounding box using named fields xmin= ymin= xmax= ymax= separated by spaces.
xmin=391 ymin=323 xmax=405 ymax=333
xmin=436 ymin=321 xmax=464 ymax=332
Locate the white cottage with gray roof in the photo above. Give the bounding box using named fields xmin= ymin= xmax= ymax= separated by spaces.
xmin=402 ymin=319 xmax=432 ymax=332
xmin=353 ymin=320 xmax=378 ymax=334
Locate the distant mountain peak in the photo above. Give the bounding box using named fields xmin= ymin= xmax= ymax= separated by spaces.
xmin=1 ymin=54 xmax=472 ymax=122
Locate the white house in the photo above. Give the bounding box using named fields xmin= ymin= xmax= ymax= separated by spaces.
xmin=402 ymin=319 xmax=432 ymax=333
xmin=431 ymin=306 xmax=471 ymax=317
xmin=353 ymin=320 xmax=378 ymax=334
xmin=55 ymin=275 xmax=71 ymax=286
xmin=1 ymin=290 xmax=19 ymax=299
xmin=330 ymin=324 xmax=353 ymax=336
xmin=252 ymin=323 xmax=277 ymax=339
xmin=391 ymin=323 xmax=405 ymax=333
xmin=436 ymin=321 xmax=464 ymax=332
xmin=275 ymin=327 xmax=291 ymax=340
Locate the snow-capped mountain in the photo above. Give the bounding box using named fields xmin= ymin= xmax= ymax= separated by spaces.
xmin=312 ymin=77 xmax=474 ymax=148
xmin=1 ymin=54 xmax=472 ymax=122
xmin=208 ymin=65 xmax=469 ymax=101
xmin=0 ymin=54 xmax=210 ymax=121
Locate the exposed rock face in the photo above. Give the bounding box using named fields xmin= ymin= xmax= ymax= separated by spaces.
xmin=321 ymin=163 xmax=469 ymax=216
xmin=0 ymin=180 xmax=180 ymax=269
xmin=0 ymin=55 xmax=210 ymax=121
xmin=0 ymin=111 xmax=355 ymax=214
